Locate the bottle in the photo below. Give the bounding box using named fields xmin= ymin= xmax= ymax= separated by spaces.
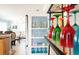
xmin=35 ymin=48 xmax=37 ymax=53
xmin=45 ymin=48 xmax=47 ymax=53
xmin=37 ymin=48 xmax=39 ymax=53
xmin=32 ymin=48 xmax=35 ymax=53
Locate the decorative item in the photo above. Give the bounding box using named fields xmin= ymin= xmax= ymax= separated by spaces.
xmin=48 ymin=18 xmax=55 ymax=41
xmin=52 ymin=14 xmax=61 ymax=45
xmin=71 ymin=10 xmax=79 ymax=55
xmin=72 ymin=10 xmax=79 ymax=31
xmin=60 ymin=5 xmax=75 ymax=54
xmin=12 ymin=25 xmax=17 ymax=29
xmin=73 ymin=27 xmax=79 ymax=55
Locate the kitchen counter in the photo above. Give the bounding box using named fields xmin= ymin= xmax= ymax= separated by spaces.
xmin=44 ymin=36 xmax=66 ymax=55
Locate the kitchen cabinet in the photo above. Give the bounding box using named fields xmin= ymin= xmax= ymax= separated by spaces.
xmin=0 ymin=34 xmax=11 ymax=55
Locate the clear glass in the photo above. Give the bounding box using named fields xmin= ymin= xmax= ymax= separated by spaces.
xmin=32 ymin=16 xmax=48 ymax=54
xmin=32 ymin=16 xmax=48 ymax=28
xmin=32 ymin=38 xmax=48 ymax=46
xmin=32 ymin=29 xmax=48 ymax=37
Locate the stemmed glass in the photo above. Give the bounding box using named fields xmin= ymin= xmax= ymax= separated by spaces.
xmin=72 ymin=10 xmax=79 ymax=30
xmin=73 ymin=27 xmax=79 ymax=55
xmin=52 ymin=14 xmax=61 ymax=45
xmin=48 ymin=18 xmax=55 ymax=41
xmin=61 ymin=5 xmax=75 ymax=55
xmin=71 ymin=10 xmax=79 ymax=55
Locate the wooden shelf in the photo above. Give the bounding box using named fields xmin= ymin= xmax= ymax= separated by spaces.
xmin=44 ymin=36 xmax=66 ymax=55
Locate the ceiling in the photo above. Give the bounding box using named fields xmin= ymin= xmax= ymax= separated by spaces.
xmin=0 ymin=4 xmax=50 ymax=24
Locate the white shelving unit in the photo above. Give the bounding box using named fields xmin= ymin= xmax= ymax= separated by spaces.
xmin=31 ymin=27 xmax=48 ymax=29
xmin=32 ymin=37 xmax=44 ymax=39
xmin=31 ymin=16 xmax=49 ymax=55
xmin=32 ymin=46 xmax=48 ymax=48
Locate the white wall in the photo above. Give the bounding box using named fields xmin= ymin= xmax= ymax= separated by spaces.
xmin=0 ymin=4 xmax=50 ymax=54
xmin=0 ymin=4 xmax=50 ymax=39
xmin=0 ymin=22 xmax=7 ymax=32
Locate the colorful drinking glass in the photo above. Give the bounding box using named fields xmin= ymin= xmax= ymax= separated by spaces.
xmin=71 ymin=10 xmax=79 ymax=55
xmin=48 ymin=18 xmax=55 ymax=41
xmin=60 ymin=5 xmax=75 ymax=55
xmin=74 ymin=28 xmax=79 ymax=55
xmin=52 ymin=14 xmax=61 ymax=45
xmin=72 ymin=10 xmax=79 ymax=31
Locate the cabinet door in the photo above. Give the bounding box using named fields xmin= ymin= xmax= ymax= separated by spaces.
xmin=32 ymin=29 xmax=48 ymax=37
xmin=32 ymin=38 xmax=48 ymax=46
xmin=32 ymin=16 xmax=48 ymax=28
xmin=31 ymin=16 xmax=48 ymax=54
xmin=4 ymin=38 xmax=9 ymax=55
xmin=0 ymin=39 xmax=4 ymax=55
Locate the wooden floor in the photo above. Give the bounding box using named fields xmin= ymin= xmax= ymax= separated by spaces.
xmin=12 ymin=39 xmax=28 ymax=55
